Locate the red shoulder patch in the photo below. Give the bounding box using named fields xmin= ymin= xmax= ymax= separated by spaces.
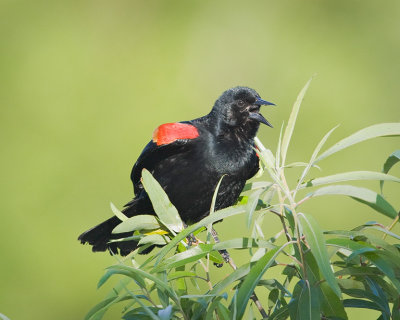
xmin=152 ymin=123 xmax=199 ymax=146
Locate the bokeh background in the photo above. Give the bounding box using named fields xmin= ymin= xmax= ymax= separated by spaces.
xmin=1 ymin=0 xmax=400 ymax=319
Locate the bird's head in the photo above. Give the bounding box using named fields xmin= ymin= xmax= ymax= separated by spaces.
xmin=211 ymin=87 xmax=275 ymax=137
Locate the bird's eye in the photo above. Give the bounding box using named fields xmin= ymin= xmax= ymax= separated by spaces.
xmin=237 ymin=100 xmax=245 ymax=107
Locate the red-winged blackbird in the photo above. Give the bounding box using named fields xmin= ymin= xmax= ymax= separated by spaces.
xmin=78 ymin=87 xmax=274 ymax=255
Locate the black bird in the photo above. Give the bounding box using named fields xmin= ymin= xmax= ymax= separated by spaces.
xmin=78 ymin=87 xmax=274 ymax=255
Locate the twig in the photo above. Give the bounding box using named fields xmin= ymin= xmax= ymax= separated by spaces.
xmin=269 ymin=208 xmax=292 ymax=242
xmin=383 ymin=211 xmax=400 ymax=240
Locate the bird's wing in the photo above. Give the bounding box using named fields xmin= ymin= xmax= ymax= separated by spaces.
xmin=130 ymin=122 xmax=200 ymax=195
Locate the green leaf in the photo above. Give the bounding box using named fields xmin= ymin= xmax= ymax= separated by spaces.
xmin=167 ymin=271 xmax=196 ymax=281
xmin=112 ymin=215 xmax=160 ymax=234
xmin=210 ymin=175 xmax=225 ymax=215
xmin=288 ymin=280 xmax=320 ymax=320
xmin=319 ymin=282 xmax=347 ymax=319
xmin=334 ymin=266 xmax=383 ymax=278
xmin=269 ymin=304 xmax=290 ymax=320
xmin=298 ymin=213 xmax=341 ymax=297
xmin=242 ymin=181 xmax=273 ymax=192
xmin=102 ymin=265 xmax=177 ymax=299
xmin=154 ymin=205 xmax=246 ymax=266
xmin=381 ymin=150 xmax=400 ymax=193
xmin=296 ymin=125 xmax=338 ymax=191
xmin=210 ymin=263 xmax=251 ymax=296
xmin=85 ymin=295 xmax=133 ymax=320
xmin=141 ymin=169 xmax=184 ymax=233
xmin=365 ymin=277 xmax=391 ymax=317
xmin=216 ymin=303 xmax=231 ymax=320
xmin=138 ymin=234 xmax=168 ymax=246
xmin=208 ymin=250 xmax=224 ymax=264
xmin=127 ymin=293 xmax=159 ymax=320
xmin=246 ymin=189 xmax=263 ymax=228
xmin=281 ymin=77 xmax=313 ymax=166
xmin=234 ymin=248 xmax=279 ymax=319
xmin=300 ymin=171 xmax=400 ymax=188
xmin=153 ymin=244 xmax=213 ymax=272
xmin=84 ymin=297 xmax=117 ymax=320
xmin=98 ymin=268 xmax=146 ymax=289
xmin=275 ymin=122 xmax=284 ymax=169
xmin=158 ymin=305 xmax=173 ymax=320
xmin=284 ymin=162 xmax=321 ymax=169
xmin=343 ymin=298 xmax=382 ymax=312
xmin=213 ymin=237 xmax=275 ymax=251
xmin=306 ymin=185 xmax=398 ymax=219
xmin=110 ymin=202 xmax=128 ymax=221
xmin=268 ymin=289 xmax=279 ymax=309
xmin=316 ymin=123 xmax=400 ymax=163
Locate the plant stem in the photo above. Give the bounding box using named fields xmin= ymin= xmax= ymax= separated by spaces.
xmin=211 ymin=228 xmax=269 ymax=319
xmin=383 ymin=211 xmax=400 ymax=240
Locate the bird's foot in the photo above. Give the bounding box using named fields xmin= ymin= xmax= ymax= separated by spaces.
xmin=219 ymin=249 xmax=231 ymax=263
xmin=186 ymin=233 xmax=198 ymax=246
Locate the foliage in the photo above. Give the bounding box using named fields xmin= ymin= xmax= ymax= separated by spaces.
xmin=86 ymin=80 xmax=400 ymax=320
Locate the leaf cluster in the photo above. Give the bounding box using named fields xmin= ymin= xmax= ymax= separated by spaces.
xmin=86 ymin=80 xmax=400 ymax=320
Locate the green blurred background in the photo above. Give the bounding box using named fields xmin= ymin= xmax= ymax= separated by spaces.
xmin=1 ymin=0 xmax=400 ymax=319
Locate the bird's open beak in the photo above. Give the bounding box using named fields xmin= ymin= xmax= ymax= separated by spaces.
xmin=255 ymin=98 xmax=275 ymax=106
xmin=249 ymin=97 xmax=275 ymax=127
xmin=248 ymin=112 xmax=273 ymax=127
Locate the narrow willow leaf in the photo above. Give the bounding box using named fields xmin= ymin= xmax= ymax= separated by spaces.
xmin=276 ymin=123 xmax=284 ymax=169
xmin=210 ymin=175 xmax=225 ymax=215
xmin=141 ymin=169 xmax=184 ymax=233
xmin=167 ymin=271 xmax=196 ymax=281
xmin=300 ymin=171 xmax=400 ymax=188
xmin=281 ymin=77 xmax=313 ymax=166
xmin=343 ymin=299 xmax=382 ymax=312
xmin=206 ymin=296 xmax=224 ymax=320
xmin=110 ymin=202 xmax=128 ymax=222
xmin=85 ymin=296 xmax=133 ymax=320
xmin=288 ymin=280 xmax=320 ymax=320
xmin=242 ymin=181 xmax=273 ymax=192
xmin=210 ymin=263 xmax=251 ymax=296
xmin=269 ymin=304 xmax=290 ymax=320
xmin=319 ymin=282 xmax=348 ymax=319
xmin=85 ymin=297 xmax=118 ymax=320
xmin=158 ymin=305 xmax=173 ymax=320
xmin=153 ymin=244 xmax=213 ymax=272
xmin=307 ymin=185 xmax=398 ymax=218
xmin=246 ymin=189 xmax=263 ymax=228
xmin=112 ymin=215 xmax=160 ymax=234
xmin=334 ymin=266 xmax=383 ymax=278
xmin=234 ymin=248 xmax=279 ymax=319
xmin=98 ymin=268 xmax=146 ymax=289
xmin=216 ymin=303 xmax=231 ymax=320
xmin=213 ymin=237 xmax=275 ymax=251
xmin=298 ymin=213 xmax=341 ymax=297
xmin=381 ymin=150 xmax=400 ymax=193
xmin=138 ymin=234 xmax=168 ymax=246
xmin=342 ymin=289 xmax=390 ymax=317
xmin=327 ymin=239 xmax=400 ymax=291
xmin=316 ymin=123 xmax=400 ymax=163
xmin=128 ymin=293 xmax=159 ymax=320
xmin=296 ymin=125 xmax=339 ymax=191
xmin=103 ymin=265 xmax=176 ymax=298
xmin=154 ymin=205 xmax=246 ymax=266
xmin=360 ymin=225 xmax=400 ymax=240
xmin=208 ymin=175 xmax=225 ymax=239
xmin=365 ymin=277 xmax=391 ymax=317
xmin=284 ymin=162 xmax=321 ymax=169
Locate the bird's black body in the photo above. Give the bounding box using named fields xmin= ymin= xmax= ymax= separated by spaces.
xmin=78 ymin=87 xmax=274 ymax=255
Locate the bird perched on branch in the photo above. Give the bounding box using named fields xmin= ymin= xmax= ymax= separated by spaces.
xmin=78 ymin=87 xmax=274 ymax=255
